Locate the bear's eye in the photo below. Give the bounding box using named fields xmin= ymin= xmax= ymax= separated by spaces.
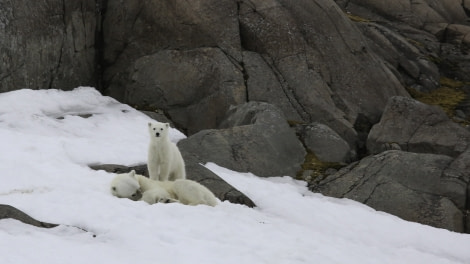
xmin=111 ymin=187 xmax=116 ymax=191
xmin=153 ymin=128 xmax=156 ymax=131
xmin=160 ymin=128 xmax=163 ymax=131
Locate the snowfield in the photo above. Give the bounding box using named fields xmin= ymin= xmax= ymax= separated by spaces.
xmin=0 ymin=87 xmax=469 ymax=264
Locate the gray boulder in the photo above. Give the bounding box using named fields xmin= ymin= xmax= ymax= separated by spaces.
xmin=219 ymin=101 xmax=291 ymax=128
xmin=295 ymin=122 xmax=354 ymax=163
xmin=312 ymin=150 xmax=466 ymax=232
xmin=367 ymin=96 xmax=470 ymax=157
xmin=178 ymin=102 xmax=306 ymax=177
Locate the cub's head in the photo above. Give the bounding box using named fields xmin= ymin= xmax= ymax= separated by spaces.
xmin=110 ymin=170 xmax=142 ymax=201
xmin=148 ymin=122 xmax=170 ymax=141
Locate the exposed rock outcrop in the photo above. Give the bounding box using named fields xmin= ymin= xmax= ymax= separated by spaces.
xmin=295 ymin=122 xmax=354 ymax=163
xmin=0 ymin=1 xmax=97 ymax=92
xmin=178 ymin=102 xmax=306 ymax=177
xmin=125 ymin=48 xmax=246 ymax=134
xmin=337 ymin=0 xmax=470 ymax=92
xmin=0 ymin=204 xmax=58 ymax=228
xmin=367 ymin=96 xmax=470 ymax=157
xmin=312 ymin=150 xmax=467 ymax=232
xmin=100 ymin=0 xmax=409 ymax=148
xmin=337 ymin=0 xmax=468 ymax=28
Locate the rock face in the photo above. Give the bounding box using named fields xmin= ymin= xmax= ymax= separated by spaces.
xmin=313 ymin=150 xmax=467 ymax=232
xmin=178 ymin=102 xmax=306 ymax=177
xmin=101 ymin=0 xmax=409 ymax=145
xmin=125 ymin=48 xmax=246 ymax=134
xmin=102 ymin=0 xmax=244 ymax=133
xmin=357 ymin=22 xmax=441 ymax=92
xmin=0 ymin=1 xmax=97 ymax=92
xmin=238 ymin=0 xmax=409 ymax=144
xmin=367 ymin=96 xmax=470 ymax=157
xmin=295 ymin=122 xmax=354 ymax=163
xmin=337 ymin=0 xmax=470 ymax=87
xmin=340 ymin=0 xmax=467 ymax=27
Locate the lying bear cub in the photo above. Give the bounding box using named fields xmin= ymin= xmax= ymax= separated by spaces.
xmin=110 ymin=170 xmax=218 ymax=207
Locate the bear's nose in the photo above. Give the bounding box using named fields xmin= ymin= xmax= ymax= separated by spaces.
xmin=156 ymin=132 xmax=160 ymax=137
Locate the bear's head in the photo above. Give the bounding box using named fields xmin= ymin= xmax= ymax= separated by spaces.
xmin=148 ymin=122 xmax=170 ymax=141
xmin=110 ymin=170 xmax=142 ymax=201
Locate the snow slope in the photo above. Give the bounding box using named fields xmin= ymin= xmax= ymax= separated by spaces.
xmin=0 ymin=88 xmax=469 ymax=264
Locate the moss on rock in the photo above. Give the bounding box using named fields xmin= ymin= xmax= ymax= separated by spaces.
xmin=296 ymin=151 xmax=344 ymax=182
xmin=345 ymin=13 xmax=371 ymax=23
xmin=406 ymin=77 xmax=467 ymax=118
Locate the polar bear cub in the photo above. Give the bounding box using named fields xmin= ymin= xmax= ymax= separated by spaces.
xmin=110 ymin=170 xmax=218 ymax=207
xmin=110 ymin=172 xmax=143 ymax=201
xmin=147 ymin=121 xmax=186 ymax=181
xmin=142 ymin=188 xmax=179 ymax=204
xmin=144 ymin=179 xmax=218 ymax=206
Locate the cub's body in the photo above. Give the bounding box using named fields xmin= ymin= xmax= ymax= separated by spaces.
xmin=110 ymin=171 xmax=217 ymax=207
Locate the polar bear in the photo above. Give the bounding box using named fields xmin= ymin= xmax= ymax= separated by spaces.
xmin=147 ymin=121 xmax=186 ymax=181
xmin=143 ymin=179 xmax=218 ymax=206
xmin=110 ymin=170 xmax=218 ymax=207
xmin=142 ymin=188 xmax=179 ymax=204
xmin=110 ymin=172 xmax=143 ymax=201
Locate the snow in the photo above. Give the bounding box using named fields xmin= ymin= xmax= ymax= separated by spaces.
xmin=0 ymin=87 xmax=469 ymax=264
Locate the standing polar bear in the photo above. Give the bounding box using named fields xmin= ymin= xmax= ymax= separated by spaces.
xmin=110 ymin=170 xmax=218 ymax=206
xmin=147 ymin=121 xmax=186 ymax=181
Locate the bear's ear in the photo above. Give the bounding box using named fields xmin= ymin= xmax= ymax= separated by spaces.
xmin=129 ymin=170 xmax=136 ymax=177
xmin=165 ymin=123 xmax=169 ymax=128
xmin=148 ymin=122 xmax=152 ymax=127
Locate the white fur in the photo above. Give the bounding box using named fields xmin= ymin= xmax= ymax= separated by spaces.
xmin=110 ymin=172 xmax=142 ymax=201
xmin=147 ymin=121 xmax=186 ymax=181
xmin=142 ymin=187 xmax=178 ymax=204
xmin=110 ymin=170 xmax=218 ymax=207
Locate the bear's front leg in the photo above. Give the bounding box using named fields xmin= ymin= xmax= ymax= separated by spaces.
xmin=148 ymin=162 xmax=160 ymax=181
xmin=159 ymin=163 xmax=170 ymax=181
